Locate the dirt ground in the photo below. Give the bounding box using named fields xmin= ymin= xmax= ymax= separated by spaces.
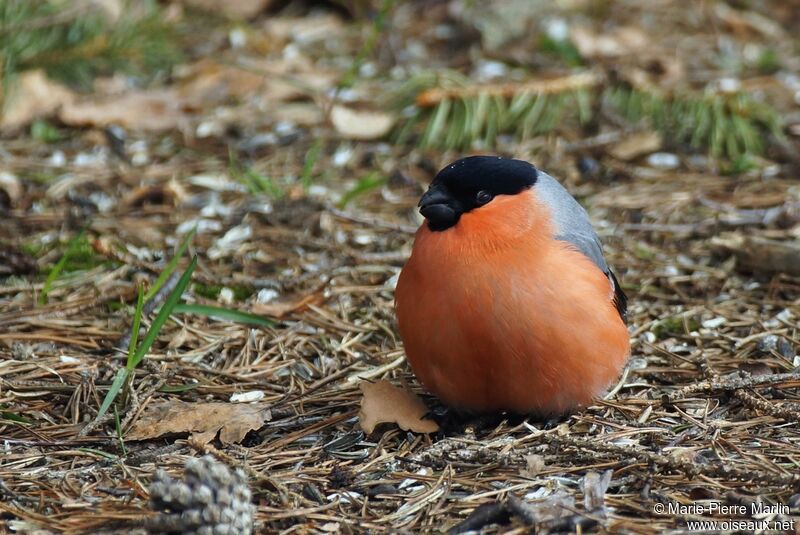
xmin=1 ymin=1 xmax=800 ymax=533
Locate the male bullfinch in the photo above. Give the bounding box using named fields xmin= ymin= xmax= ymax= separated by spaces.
xmin=395 ymin=156 xmax=629 ymax=416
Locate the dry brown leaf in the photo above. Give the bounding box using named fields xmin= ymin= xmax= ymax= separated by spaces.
xmin=179 ymin=0 xmax=273 ymax=18
xmin=127 ymin=400 xmax=271 ymax=444
xmin=0 ymin=70 xmax=75 ymax=133
xmin=330 ymin=105 xmax=395 ymax=140
xmin=59 ymin=89 xmax=189 ymax=131
xmin=609 ymin=131 xmax=662 ymax=161
xmin=358 ymin=380 xmax=439 ymax=434
xmin=251 ymin=291 xmax=325 ymax=318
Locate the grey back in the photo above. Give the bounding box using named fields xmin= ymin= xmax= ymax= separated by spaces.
xmin=534 ymin=172 xmax=609 ymax=274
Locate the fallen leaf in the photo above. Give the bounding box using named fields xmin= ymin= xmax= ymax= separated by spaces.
xmin=358 ymin=380 xmax=439 ymax=434
xmin=330 ymin=105 xmax=395 ymax=140
xmin=609 ymin=131 xmax=662 ymax=161
xmin=59 ymin=89 xmax=189 ymax=131
xmin=251 ymin=291 xmax=325 ymax=318
xmin=179 ymin=0 xmax=273 ymax=19
xmin=127 ymin=400 xmax=271 ymax=444
xmin=0 ymin=70 xmax=75 ymax=133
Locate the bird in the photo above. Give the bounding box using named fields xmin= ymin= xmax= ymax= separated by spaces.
xmin=395 ymin=156 xmax=629 ymax=416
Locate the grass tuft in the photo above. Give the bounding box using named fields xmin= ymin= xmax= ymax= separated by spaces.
xmin=96 ymin=256 xmax=198 ymax=421
xmin=0 ymin=0 xmax=180 ymax=91
xmin=39 ymin=230 xmax=87 ymax=305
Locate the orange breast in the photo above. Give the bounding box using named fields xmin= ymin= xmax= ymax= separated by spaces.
xmin=395 ymin=189 xmax=630 ymax=415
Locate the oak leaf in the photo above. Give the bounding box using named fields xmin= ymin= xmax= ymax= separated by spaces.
xmin=127 ymin=400 xmax=271 ymax=444
xmin=358 ymin=380 xmax=439 ymax=434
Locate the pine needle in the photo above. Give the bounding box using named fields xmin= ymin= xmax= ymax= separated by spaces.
xmin=0 ymin=0 xmax=180 ymax=91
xmin=391 ymin=69 xmax=783 ymax=159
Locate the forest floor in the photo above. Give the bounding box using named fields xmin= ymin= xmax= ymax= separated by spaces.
xmin=1 ymin=1 xmax=800 ymax=533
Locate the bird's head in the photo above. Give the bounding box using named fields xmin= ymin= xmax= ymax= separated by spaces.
xmin=419 ymin=156 xmax=538 ymax=232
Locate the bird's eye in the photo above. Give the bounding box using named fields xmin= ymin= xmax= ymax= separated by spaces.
xmin=475 ymin=190 xmax=493 ymax=205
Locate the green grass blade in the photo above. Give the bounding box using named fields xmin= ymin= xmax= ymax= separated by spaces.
xmin=126 ymin=285 xmax=145 ymax=369
xmin=95 ymin=256 xmax=198 ymax=422
xmin=301 ymin=139 xmax=322 ymax=191
xmin=39 ymin=229 xmax=86 ymax=305
xmin=172 ymin=303 xmax=275 ymax=327
xmin=97 ymin=368 xmax=129 ymax=421
xmin=77 ymin=448 xmax=119 ymax=461
xmin=158 ymin=383 xmax=200 ymax=393
xmin=131 ymin=255 xmax=198 ymax=369
xmin=421 ymin=98 xmax=451 ymax=148
xmin=144 ymin=227 xmax=196 ymax=302
xmin=1 ymin=411 xmax=34 ymax=424
xmin=338 ymin=172 xmax=388 ymax=209
xmin=114 ymin=405 xmax=127 ymax=457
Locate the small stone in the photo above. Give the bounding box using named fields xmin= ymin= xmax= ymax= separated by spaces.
xmin=701 ymin=317 xmax=726 ymax=329
xmin=756 ymin=335 xmax=795 ymax=358
xmin=647 ymin=152 xmax=680 ymax=169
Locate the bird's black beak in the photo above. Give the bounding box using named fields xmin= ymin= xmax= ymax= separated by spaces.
xmin=419 ymin=187 xmax=460 ymax=231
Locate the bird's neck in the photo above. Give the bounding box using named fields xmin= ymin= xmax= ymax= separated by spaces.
xmin=416 ymin=189 xmax=556 ymax=262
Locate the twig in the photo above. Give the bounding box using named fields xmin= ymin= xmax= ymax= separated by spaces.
xmin=543 ymin=434 xmax=800 ymax=488
xmin=667 ymin=371 xmax=800 ymax=401
xmin=415 ymin=72 xmax=600 ymax=108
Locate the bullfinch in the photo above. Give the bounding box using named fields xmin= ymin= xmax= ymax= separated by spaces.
xmin=395 ymin=156 xmax=629 ymax=416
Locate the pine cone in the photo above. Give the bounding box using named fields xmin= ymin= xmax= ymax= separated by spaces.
xmin=147 ymin=456 xmax=255 ymax=535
